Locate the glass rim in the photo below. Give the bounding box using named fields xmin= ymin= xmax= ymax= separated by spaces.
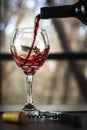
xmin=15 ymin=27 xmax=46 ymax=32
xmin=13 ymin=27 xmax=49 ymax=45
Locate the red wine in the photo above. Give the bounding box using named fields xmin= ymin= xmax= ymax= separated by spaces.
xmin=12 ymin=46 xmax=49 ymax=75
xmin=26 ymin=15 xmax=40 ymax=59
xmin=24 ymin=14 xmax=41 ymax=64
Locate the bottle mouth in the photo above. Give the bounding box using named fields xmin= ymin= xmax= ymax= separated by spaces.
xmin=41 ymin=7 xmax=50 ymax=19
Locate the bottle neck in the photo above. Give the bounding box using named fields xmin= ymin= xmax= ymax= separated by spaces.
xmin=41 ymin=5 xmax=75 ymax=19
xmin=40 ymin=0 xmax=87 ymax=25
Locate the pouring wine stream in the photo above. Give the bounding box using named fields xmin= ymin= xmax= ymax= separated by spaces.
xmin=24 ymin=14 xmax=41 ymax=65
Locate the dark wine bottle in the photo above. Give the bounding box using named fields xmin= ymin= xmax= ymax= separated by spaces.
xmin=40 ymin=0 xmax=87 ymax=25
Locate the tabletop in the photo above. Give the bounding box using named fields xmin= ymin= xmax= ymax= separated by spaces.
xmin=0 ymin=105 xmax=87 ymax=130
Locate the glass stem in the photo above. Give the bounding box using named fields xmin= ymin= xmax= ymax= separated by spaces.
xmin=26 ymin=75 xmax=33 ymax=104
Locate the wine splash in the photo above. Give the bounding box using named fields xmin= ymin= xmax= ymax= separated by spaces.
xmin=12 ymin=47 xmax=49 ymax=75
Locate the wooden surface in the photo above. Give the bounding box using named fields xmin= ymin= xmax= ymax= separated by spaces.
xmin=0 ymin=105 xmax=87 ymax=130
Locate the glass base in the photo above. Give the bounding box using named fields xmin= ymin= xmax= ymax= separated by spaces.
xmin=22 ymin=103 xmax=39 ymax=116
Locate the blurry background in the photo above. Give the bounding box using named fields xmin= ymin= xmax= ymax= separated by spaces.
xmin=0 ymin=0 xmax=87 ymax=105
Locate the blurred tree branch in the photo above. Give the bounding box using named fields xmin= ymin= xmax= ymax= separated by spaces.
xmin=0 ymin=0 xmax=25 ymax=104
xmin=46 ymin=0 xmax=87 ymax=103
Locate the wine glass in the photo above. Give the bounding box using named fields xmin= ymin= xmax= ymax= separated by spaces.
xmin=11 ymin=27 xmax=50 ymax=116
